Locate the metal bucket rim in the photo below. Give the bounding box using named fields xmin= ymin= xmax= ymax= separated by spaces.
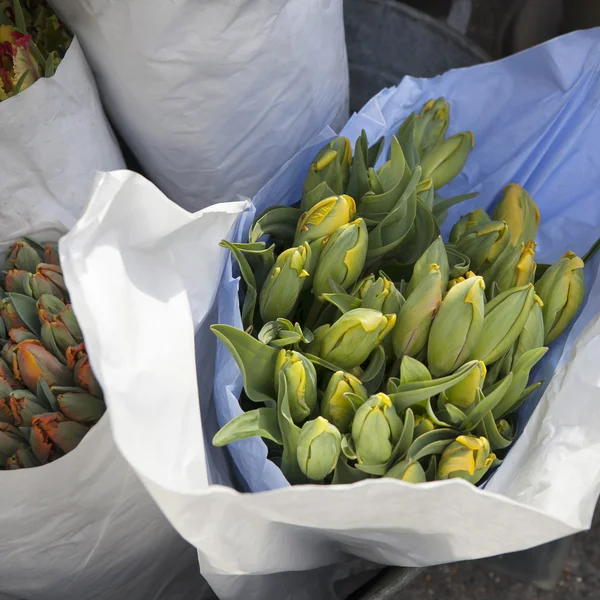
xmin=354 ymin=0 xmax=491 ymax=64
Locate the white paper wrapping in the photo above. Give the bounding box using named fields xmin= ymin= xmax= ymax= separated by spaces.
xmin=0 ymin=224 xmax=209 ymax=600
xmin=48 ymin=0 xmax=349 ymax=212
xmin=59 ymin=30 xmax=600 ymax=600
xmin=0 ymin=39 xmax=124 ymax=238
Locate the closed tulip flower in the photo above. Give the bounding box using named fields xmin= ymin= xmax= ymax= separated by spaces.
xmin=469 ymin=284 xmax=535 ymax=365
xmin=296 ymin=417 xmax=342 ymax=481
xmin=274 ymin=350 xmax=318 ymax=424
xmin=352 ymin=393 xmax=402 ymax=466
xmin=492 ymin=184 xmax=540 ymax=247
xmin=321 ymin=371 xmax=368 ymax=434
xmin=259 ymin=244 xmax=310 ymax=322
xmin=295 ymin=195 xmax=356 ymax=246
xmin=315 ymin=309 xmax=396 ymax=370
xmin=313 ymin=219 xmax=368 ymax=297
xmin=392 ymin=265 xmax=442 ymax=359
xmin=535 ymin=251 xmax=585 ymax=344
xmin=438 ymin=435 xmax=495 ymax=484
xmin=428 ymin=276 xmax=486 ymax=376
xmin=420 ymin=132 xmax=474 ymax=189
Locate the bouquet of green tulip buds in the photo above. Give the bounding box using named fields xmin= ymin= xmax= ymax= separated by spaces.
xmin=0 ymin=0 xmax=71 ymax=101
xmin=212 ymin=99 xmax=590 ymax=487
xmin=0 ymin=238 xmax=104 ymax=469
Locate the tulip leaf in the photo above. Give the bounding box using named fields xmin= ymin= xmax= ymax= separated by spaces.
xmin=432 ymin=192 xmax=479 ymax=225
xmin=425 ymin=455 xmax=438 ymax=481
xmin=388 ymin=408 xmax=415 ymax=466
xmin=346 ymin=131 xmax=372 ymax=202
xmin=365 ymin=170 xmax=419 ymax=265
xmin=396 ymin=114 xmax=420 ymax=171
xmin=21 ymin=238 xmax=45 ymax=256
xmin=463 ymin=373 xmax=514 ymax=431
xmin=344 ymin=392 xmax=366 ymax=412
xmin=302 ymin=182 xmax=338 ymax=211
xmin=219 ymin=240 xmax=258 ymax=330
xmin=212 ymin=408 xmax=282 ymax=447
xmin=399 ymin=356 xmax=431 ymax=385
xmin=424 ymin=399 xmax=456 ymax=428
xmin=360 ymin=138 xmax=412 ymax=219
xmin=390 ymin=360 xmax=479 ymax=413
xmin=410 ymin=438 xmax=455 ymax=463
xmin=355 ymin=462 xmax=388 ymax=476
xmin=332 ymin=455 xmax=370 ymax=484
xmin=517 ymin=379 xmax=544 ymax=405
xmin=492 ymin=347 xmax=548 ymax=420
xmin=341 ymin=433 xmax=357 ymax=461
xmin=249 ymin=206 xmax=303 ymax=246
xmin=36 ymin=378 xmax=59 ymax=412
xmin=361 ymin=345 xmax=386 ymax=395
xmin=368 ymin=135 xmax=385 ymax=168
xmin=305 ymin=353 xmax=345 ymax=373
xmin=406 ymin=429 xmax=456 ymax=461
xmin=258 ymin=319 xmax=313 ymax=348
xmin=276 ymin=373 xmax=306 ymax=485
xmin=211 ymin=324 xmax=278 ymax=404
xmin=8 ymin=293 xmax=41 ymax=337
xmin=385 ymin=458 xmax=409 ymax=480
xmin=476 ymin=411 xmax=513 ymax=451
xmin=321 ymin=293 xmax=361 ymax=314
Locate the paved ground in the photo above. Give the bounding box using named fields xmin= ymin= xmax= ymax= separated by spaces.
xmin=400 ymin=506 xmax=600 ymax=599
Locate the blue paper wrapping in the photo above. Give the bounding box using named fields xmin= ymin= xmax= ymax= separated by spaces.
xmin=214 ymin=30 xmax=600 ymax=493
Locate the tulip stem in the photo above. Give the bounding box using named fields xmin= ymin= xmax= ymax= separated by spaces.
xmin=583 ymin=235 xmax=600 ymax=264
xmin=304 ymin=299 xmax=323 ymax=331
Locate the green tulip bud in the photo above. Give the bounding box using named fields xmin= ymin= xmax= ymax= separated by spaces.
xmin=30 ymin=264 xmax=68 ymax=301
xmin=512 ymin=295 xmax=545 ymax=368
xmin=392 ymin=264 xmax=442 ymax=359
xmin=492 ymin=184 xmax=540 ymax=247
xmin=414 ymin=414 xmax=435 ymax=437
xmin=30 ymin=412 xmax=88 ymax=464
xmin=400 ymin=461 xmax=428 ymax=483
xmin=259 ymin=244 xmax=311 ymax=322
xmin=469 ymin=284 xmax=535 ymax=365
xmin=352 ymin=274 xmax=376 ymax=299
xmin=420 ymin=132 xmax=474 ymax=190
xmin=301 ymin=138 xmax=352 ymax=210
xmin=0 ymin=422 xmax=29 ymax=462
xmin=274 ymin=350 xmax=318 ymax=424
xmin=428 ymin=276 xmax=486 ymax=376
xmin=295 ymin=195 xmax=356 ymax=246
xmin=437 ymin=435 xmax=495 ymax=484
xmin=443 ymin=361 xmax=486 ymax=411
xmin=535 ymin=251 xmax=585 ymax=345
xmin=0 ymin=297 xmax=26 ymax=331
xmin=44 ymin=244 xmax=60 ymax=266
xmin=4 ymin=270 xmax=33 ymax=296
xmin=352 ymin=393 xmax=402 ymax=465
xmin=414 ymin=98 xmax=450 ymax=155
xmin=13 ymin=340 xmax=74 ymax=393
xmin=513 ymin=241 xmax=537 ymax=287
xmin=312 ymin=218 xmax=368 ymax=297
xmin=297 ymin=416 xmax=342 ymax=481
xmin=7 ymin=240 xmax=42 ymax=273
xmin=56 ymin=390 xmax=106 ymax=424
xmin=321 ymin=371 xmax=368 ymax=434
xmin=407 ymin=237 xmax=449 ymax=297
xmin=449 ymin=209 xmax=491 ymax=245
xmin=316 ymin=308 xmax=397 ymax=370
xmin=5 ymin=447 xmax=41 ymax=470
xmin=455 ymin=220 xmax=510 ymax=272
xmin=9 ymin=390 xmax=48 ymax=426
xmin=360 ymin=276 xmax=404 ymax=315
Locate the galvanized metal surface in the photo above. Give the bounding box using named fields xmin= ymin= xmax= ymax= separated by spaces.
xmin=345 ymin=0 xmax=489 ymax=112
